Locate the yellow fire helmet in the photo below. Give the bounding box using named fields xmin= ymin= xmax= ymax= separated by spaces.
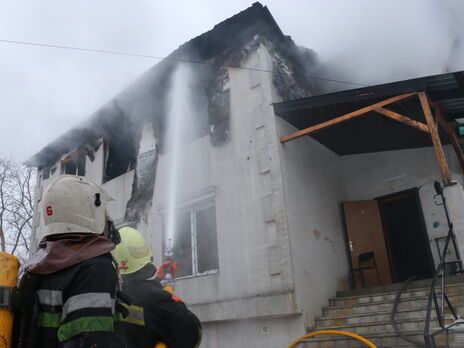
xmin=112 ymin=227 xmax=153 ymax=275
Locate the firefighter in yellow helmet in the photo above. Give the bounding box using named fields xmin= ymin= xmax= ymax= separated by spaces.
xmin=15 ymin=175 xmax=125 ymax=348
xmin=113 ymin=227 xmax=202 ymax=348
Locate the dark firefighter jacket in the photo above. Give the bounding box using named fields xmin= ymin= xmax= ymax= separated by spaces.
xmin=118 ymin=264 xmax=202 ymax=348
xmin=18 ymin=234 xmax=124 ymax=348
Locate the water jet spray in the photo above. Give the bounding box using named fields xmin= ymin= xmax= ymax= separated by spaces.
xmin=163 ymin=65 xmax=196 ymax=276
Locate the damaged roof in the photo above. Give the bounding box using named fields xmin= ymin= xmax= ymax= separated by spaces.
xmin=25 ymin=2 xmax=296 ymax=168
xmin=274 ymin=71 xmax=464 ymax=155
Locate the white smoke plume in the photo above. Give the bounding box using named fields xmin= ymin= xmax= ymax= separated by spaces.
xmin=271 ymin=0 xmax=464 ymax=89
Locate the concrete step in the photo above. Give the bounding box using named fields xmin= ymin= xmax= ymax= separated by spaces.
xmin=316 ymin=305 xmax=464 ymax=327
xmin=329 ymin=282 xmax=464 ymax=308
xmin=300 ymin=329 xmax=464 ymax=348
xmin=315 ymin=316 xmax=463 ymax=336
xmin=322 ymin=293 xmax=464 ymax=318
xmin=336 ymin=275 xmax=464 ymax=298
xmin=308 ymin=277 xmax=464 ymax=347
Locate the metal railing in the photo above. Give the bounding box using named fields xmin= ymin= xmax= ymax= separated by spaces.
xmin=424 ymin=181 xmax=464 ymax=347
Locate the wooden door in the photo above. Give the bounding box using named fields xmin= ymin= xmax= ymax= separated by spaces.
xmin=343 ymin=200 xmax=392 ymax=287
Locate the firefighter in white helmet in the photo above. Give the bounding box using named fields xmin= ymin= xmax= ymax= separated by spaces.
xmin=113 ymin=227 xmax=202 ymax=348
xmin=16 ymin=175 xmax=125 ymax=348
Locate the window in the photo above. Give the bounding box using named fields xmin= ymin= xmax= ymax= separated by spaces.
xmin=42 ymin=167 xmax=51 ymax=180
xmin=43 ymin=165 xmax=57 ymax=179
xmin=103 ymin=140 xmax=136 ymax=182
xmin=164 ymin=203 xmax=219 ymax=278
xmin=61 ymin=150 xmax=86 ymax=176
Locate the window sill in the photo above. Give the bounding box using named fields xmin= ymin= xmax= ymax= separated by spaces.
xmin=176 ymin=269 xmax=219 ymax=280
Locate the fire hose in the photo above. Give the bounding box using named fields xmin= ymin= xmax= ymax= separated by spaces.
xmin=287 ymin=329 xmax=377 ymax=347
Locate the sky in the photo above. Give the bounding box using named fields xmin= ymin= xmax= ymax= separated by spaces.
xmin=0 ymin=0 xmax=463 ymax=162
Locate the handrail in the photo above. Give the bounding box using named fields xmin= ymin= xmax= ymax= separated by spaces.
xmin=424 ymin=181 xmax=464 ymax=347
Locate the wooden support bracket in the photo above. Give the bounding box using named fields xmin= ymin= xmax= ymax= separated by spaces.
xmin=418 ymin=92 xmax=452 ymax=185
xmin=280 ymin=92 xmax=417 ymax=143
xmin=374 ymin=107 xmax=430 ymax=133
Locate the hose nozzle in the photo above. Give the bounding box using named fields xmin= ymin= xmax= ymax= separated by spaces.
xmin=165 ymin=238 xmax=174 ymax=260
xmin=161 ymin=238 xmax=176 ymax=291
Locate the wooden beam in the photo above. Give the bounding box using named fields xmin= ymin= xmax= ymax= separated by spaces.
xmin=374 ymin=107 xmax=430 ymax=133
xmin=418 ymin=92 xmax=452 ymax=185
xmin=435 ymin=104 xmax=464 ymax=174
xmin=280 ymin=92 xmax=417 ymax=143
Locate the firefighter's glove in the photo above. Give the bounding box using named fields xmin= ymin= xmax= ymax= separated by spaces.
xmin=155 ymin=261 xmax=178 ymax=280
xmin=169 ymin=261 xmax=178 ymax=278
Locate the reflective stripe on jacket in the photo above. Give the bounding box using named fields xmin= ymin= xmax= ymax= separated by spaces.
xmin=34 ymin=253 xmax=122 ymax=347
xmin=117 ymin=264 xmax=202 ymax=348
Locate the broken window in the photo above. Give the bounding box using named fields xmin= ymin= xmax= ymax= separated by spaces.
xmin=61 ymin=150 xmax=86 ymax=176
xmin=42 ymin=167 xmax=51 ymax=180
xmin=103 ymin=140 xmax=136 ymax=182
xmin=164 ymin=202 xmax=219 ymax=277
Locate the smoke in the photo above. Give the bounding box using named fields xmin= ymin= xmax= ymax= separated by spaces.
xmin=4 ymin=0 xmax=463 ymax=162
xmin=269 ymin=0 xmax=464 ymax=90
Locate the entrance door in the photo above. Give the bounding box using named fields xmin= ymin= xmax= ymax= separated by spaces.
xmin=378 ymin=189 xmax=435 ymax=282
xmin=343 ymin=201 xmax=392 ymax=287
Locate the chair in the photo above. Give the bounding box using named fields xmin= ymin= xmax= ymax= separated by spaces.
xmin=349 ymin=251 xmax=381 ymax=288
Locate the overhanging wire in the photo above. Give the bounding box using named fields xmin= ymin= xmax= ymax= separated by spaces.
xmin=0 ymin=38 xmax=367 ymax=87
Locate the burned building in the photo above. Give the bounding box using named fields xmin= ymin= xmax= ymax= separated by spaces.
xmin=26 ymin=2 xmax=464 ymax=347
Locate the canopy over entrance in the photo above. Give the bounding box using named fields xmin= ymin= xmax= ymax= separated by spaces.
xmin=274 ymin=71 xmax=464 ymax=185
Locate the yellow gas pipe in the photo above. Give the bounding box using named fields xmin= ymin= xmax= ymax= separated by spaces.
xmin=288 ymin=329 xmax=377 ymax=348
xmin=0 ymin=252 xmax=19 ymax=348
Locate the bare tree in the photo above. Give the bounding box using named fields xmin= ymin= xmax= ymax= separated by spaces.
xmin=0 ymin=158 xmax=35 ymax=260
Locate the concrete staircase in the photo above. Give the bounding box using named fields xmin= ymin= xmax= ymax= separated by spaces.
xmin=302 ymin=276 xmax=464 ymax=347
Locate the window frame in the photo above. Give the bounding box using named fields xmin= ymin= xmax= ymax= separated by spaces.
xmin=60 ymin=149 xmax=86 ymax=176
xmin=161 ymin=189 xmax=219 ymax=279
xmin=103 ymin=139 xmax=136 ymax=183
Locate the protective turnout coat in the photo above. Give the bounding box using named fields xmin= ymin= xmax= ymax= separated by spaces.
xmin=118 ymin=264 xmax=201 ymax=348
xmin=18 ymin=234 xmax=123 ymax=348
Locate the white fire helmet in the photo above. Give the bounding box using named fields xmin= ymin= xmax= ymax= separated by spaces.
xmin=41 ymin=175 xmax=113 ymax=238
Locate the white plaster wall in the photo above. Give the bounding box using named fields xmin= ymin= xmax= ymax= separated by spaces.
xmin=102 ymin=170 xmax=135 ymax=225
xmin=275 ymin=117 xmax=349 ymax=328
xmin=85 ymin=141 xmax=104 ymax=185
xmin=445 ymin=183 xmax=464 ymax=264
xmin=145 ymin=46 xmax=303 ymax=347
xmin=201 ymin=316 xmax=303 ymax=348
xmin=340 ymin=145 xmax=463 ymax=267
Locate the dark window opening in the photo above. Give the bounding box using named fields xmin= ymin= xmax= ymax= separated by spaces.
xmin=174 ymin=212 xmax=193 ymax=278
xmin=196 ymin=206 xmax=218 ymax=274
xmin=103 ymin=141 xmax=136 ymax=182
xmin=164 ymin=202 xmax=219 ymax=277
xmin=42 ymin=167 xmax=51 ymax=180
xmin=61 ymin=150 xmax=86 ymax=176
